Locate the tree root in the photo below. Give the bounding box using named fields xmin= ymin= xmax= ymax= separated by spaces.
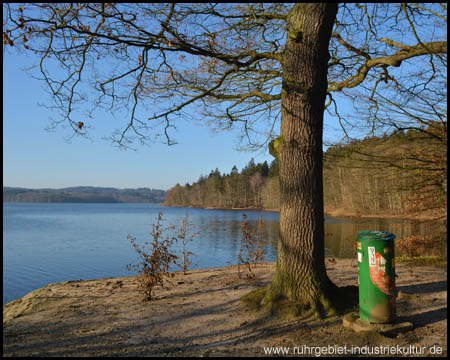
xmin=241 ymin=284 xmax=358 ymax=320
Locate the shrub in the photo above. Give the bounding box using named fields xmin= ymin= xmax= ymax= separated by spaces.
xmin=397 ymin=233 xmax=443 ymax=275
xmin=126 ymin=212 xmax=178 ymax=301
xmin=238 ymin=214 xmax=268 ymax=279
xmin=177 ymin=213 xmax=198 ymax=275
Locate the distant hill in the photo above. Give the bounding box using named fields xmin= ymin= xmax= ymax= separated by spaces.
xmin=3 ymin=186 xmax=166 ymax=203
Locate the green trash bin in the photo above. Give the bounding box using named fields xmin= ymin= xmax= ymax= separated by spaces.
xmin=357 ymin=230 xmax=396 ymax=324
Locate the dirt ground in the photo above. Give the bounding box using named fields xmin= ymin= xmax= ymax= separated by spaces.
xmin=3 ymin=259 xmax=447 ymax=357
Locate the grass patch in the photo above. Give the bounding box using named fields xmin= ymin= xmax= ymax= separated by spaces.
xmin=241 ymin=287 xmax=268 ymax=311
xmin=241 ymin=286 xmax=322 ymax=320
xmin=396 ymin=255 xmax=447 ymax=268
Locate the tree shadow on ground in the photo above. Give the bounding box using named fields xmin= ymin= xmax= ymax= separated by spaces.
xmin=397 ymin=280 xmax=446 ymax=294
xmin=397 ymin=307 xmax=447 ymax=328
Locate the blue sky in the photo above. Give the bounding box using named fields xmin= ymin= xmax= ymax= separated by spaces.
xmin=3 ymin=48 xmax=346 ymax=191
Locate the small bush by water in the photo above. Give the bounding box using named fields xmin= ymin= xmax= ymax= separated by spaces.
xmin=238 ymin=214 xmax=268 ymax=279
xmin=126 ymin=212 xmax=198 ymax=301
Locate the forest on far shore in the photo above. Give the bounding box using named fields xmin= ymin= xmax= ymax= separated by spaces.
xmin=163 ymin=122 xmax=447 ymax=222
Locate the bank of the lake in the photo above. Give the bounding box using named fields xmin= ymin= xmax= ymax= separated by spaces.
xmin=3 ymin=259 xmax=447 ymax=357
xmin=162 ymin=202 xmax=445 ymax=222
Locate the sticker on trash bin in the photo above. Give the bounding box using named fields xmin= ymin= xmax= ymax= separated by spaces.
xmin=369 ymin=251 xmax=394 ymax=295
xmin=358 ymin=252 xmax=362 ymax=262
xmin=368 ymin=246 xmax=376 ymax=266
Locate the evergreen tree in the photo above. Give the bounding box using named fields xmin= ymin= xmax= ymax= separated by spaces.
xmin=261 ymin=161 xmax=270 ymax=177
xmin=269 ymin=159 xmax=279 ymax=178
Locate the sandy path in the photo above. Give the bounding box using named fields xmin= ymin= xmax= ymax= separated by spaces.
xmin=3 ymin=259 xmax=447 ymax=357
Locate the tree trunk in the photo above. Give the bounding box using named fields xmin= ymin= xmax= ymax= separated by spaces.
xmin=265 ymin=3 xmax=350 ymax=316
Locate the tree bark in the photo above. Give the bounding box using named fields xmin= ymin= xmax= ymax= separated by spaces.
xmin=266 ymin=3 xmax=347 ymax=316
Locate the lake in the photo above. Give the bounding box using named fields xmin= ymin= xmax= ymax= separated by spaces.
xmin=3 ymin=203 xmax=444 ymax=305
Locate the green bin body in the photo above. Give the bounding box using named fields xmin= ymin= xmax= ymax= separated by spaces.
xmin=357 ymin=231 xmax=396 ymax=323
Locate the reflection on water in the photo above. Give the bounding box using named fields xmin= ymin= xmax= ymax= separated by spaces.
xmin=324 ymin=217 xmax=446 ymax=258
xmin=242 ymin=215 xmax=446 ymax=259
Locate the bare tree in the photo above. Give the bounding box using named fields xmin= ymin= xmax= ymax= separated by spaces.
xmin=3 ymin=3 xmax=446 ymax=317
xmin=324 ymin=3 xmax=446 ymax=224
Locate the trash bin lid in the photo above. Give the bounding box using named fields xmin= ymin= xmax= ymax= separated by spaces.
xmin=357 ymin=230 xmax=395 ymax=241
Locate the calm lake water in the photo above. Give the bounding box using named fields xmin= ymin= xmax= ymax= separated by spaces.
xmin=3 ymin=203 xmax=444 ymax=305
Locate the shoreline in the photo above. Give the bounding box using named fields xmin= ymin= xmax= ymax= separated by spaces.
xmin=5 ymin=201 xmax=443 ymax=222
xmin=3 ymin=260 xmax=447 ymax=356
xmin=3 ymin=255 xmax=446 ymax=308
xmin=159 ymin=203 xmax=443 ymax=222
